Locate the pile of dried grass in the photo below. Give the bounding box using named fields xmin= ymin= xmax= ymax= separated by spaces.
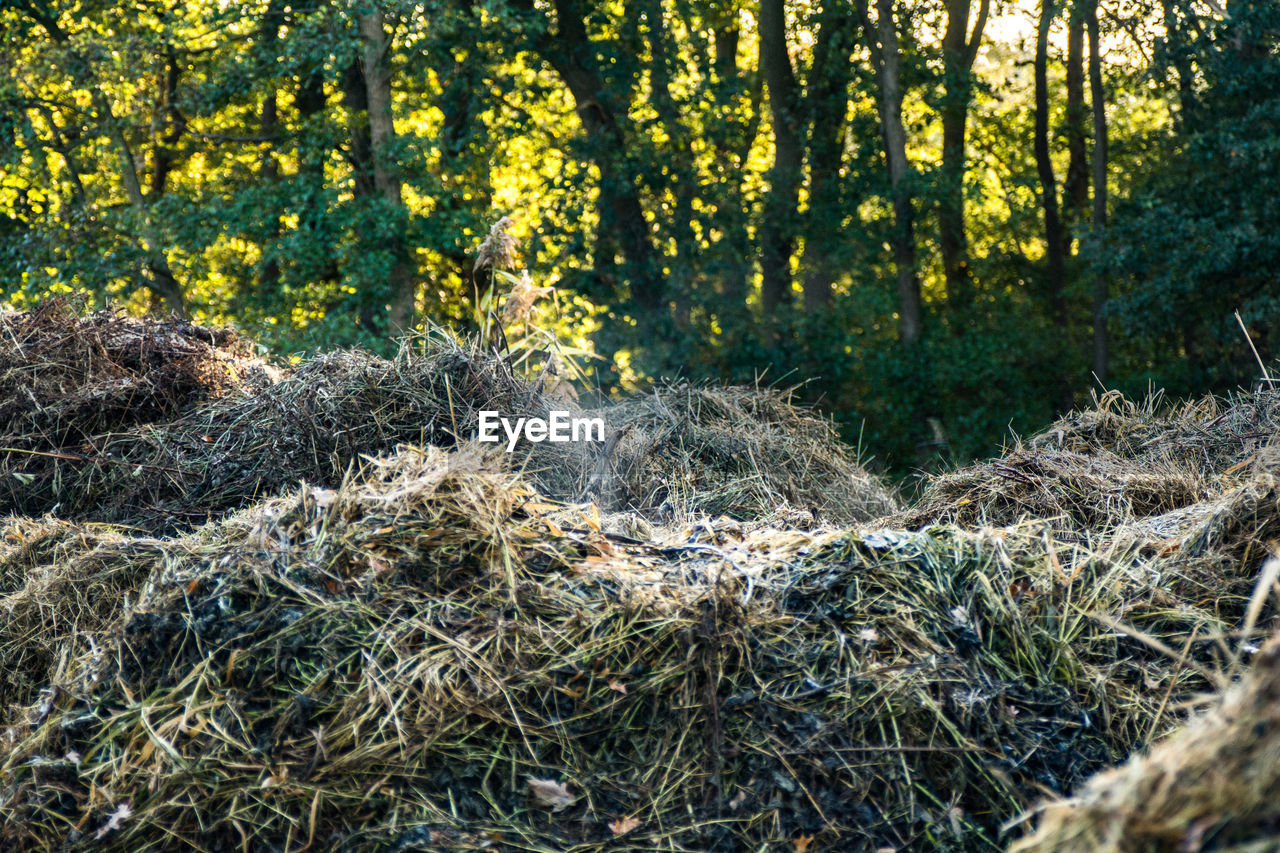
xmin=4 ymin=304 xmax=1280 ymax=851
xmin=1032 ymin=388 xmax=1280 ymax=481
xmin=0 ymin=300 xmax=273 ymax=518
xmin=0 ymin=298 xmax=265 ymax=445
xmin=0 ymin=442 xmax=1264 ymax=852
xmin=897 ymin=386 xmax=1280 ymax=538
xmin=0 ymin=309 xmax=896 ymax=530
xmin=15 ymin=341 xmax=572 ymax=530
xmin=593 ymin=383 xmax=898 ymax=524
xmin=1011 ymin=629 xmax=1280 ymax=853
xmin=0 ymin=519 xmax=174 ymax=728
xmin=895 ymin=446 xmax=1208 ymax=533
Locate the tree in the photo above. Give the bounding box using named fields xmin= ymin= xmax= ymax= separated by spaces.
xmin=801 ymin=2 xmax=858 ymax=311
xmin=357 ymin=8 xmax=417 ymax=334
xmin=1087 ymin=0 xmax=1108 ymax=381
xmin=1064 ymin=0 xmax=1089 ymax=226
xmin=1033 ymin=0 xmax=1068 ymax=332
xmin=518 ymin=0 xmax=664 ymax=313
xmin=858 ymin=0 xmax=920 ymax=345
xmin=758 ymin=0 xmax=804 ymax=313
xmin=938 ymin=0 xmax=989 ymax=308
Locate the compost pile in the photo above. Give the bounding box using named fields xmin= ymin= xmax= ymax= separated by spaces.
xmin=1 ymin=306 xmax=1278 ymax=852
xmin=0 ymin=309 xmax=894 ymax=531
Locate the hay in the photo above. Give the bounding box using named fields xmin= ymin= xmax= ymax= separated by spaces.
xmin=0 ymin=299 xmax=274 ymax=518
xmin=0 ymin=298 xmax=266 ymax=445
xmin=0 ymin=441 xmax=1265 ymax=852
xmin=1011 ymin=630 xmax=1280 ymax=853
xmin=895 ymin=446 xmax=1208 ymax=533
xmin=0 ymin=518 xmax=173 ymax=728
xmin=1031 ymin=387 xmax=1280 ymax=483
xmin=592 ymin=383 xmax=898 ymax=524
xmin=4 ymin=305 xmax=1280 ymax=851
xmin=0 ymin=310 xmax=896 ymax=531
xmin=895 ymin=386 xmax=1280 ymax=538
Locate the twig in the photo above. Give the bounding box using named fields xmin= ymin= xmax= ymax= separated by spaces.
xmin=0 ymin=446 xmax=188 ymax=475
xmin=1235 ymin=310 xmax=1275 ymax=383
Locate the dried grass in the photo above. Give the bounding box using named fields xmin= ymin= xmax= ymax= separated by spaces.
xmin=1011 ymin=630 xmax=1280 ymax=853
xmin=590 ymin=383 xmax=898 ymax=525
xmin=0 ymin=438 xmax=1268 ymax=852
xmin=0 ymin=319 xmax=896 ymax=531
xmin=1 ymin=305 xmax=1279 ymax=852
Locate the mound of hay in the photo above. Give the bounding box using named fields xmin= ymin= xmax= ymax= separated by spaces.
xmin=1011 ymin=629 xmax=1280 ymax=853
xmin=0 ymin=519 xmax=174 ymax=727
xmin=0 ymin=311 xmax=896 ymax=530
xmin=593 ymin=383 xmax=898 ymax=524
xmin=897 ymin=387 xmax=1280 ymax=537
xmin=0 ymin=298 xmax=265 ymax=445
xmin=0 ymin=444 xmax=1263 ymax=852
xmin=1033 ymin=388 xmax=1280 ymax=482
xmin=0 ymin=300 xmax=273 ymax=518
xmin=895 ymin=446 xmax=1207 ymax=533
xmin=5 ymin=306 xmax=1279 ymax=852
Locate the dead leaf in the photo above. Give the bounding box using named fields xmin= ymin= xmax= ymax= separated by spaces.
xmin=608 ymin=815 xmax=641 ymax=836
xmin=607 ymin=678 xmax=628 ymax=695
xmin=793 ymin=834 xmax=814 ymax=852
xmin=526 ymin=777 xmax=575 ymax=811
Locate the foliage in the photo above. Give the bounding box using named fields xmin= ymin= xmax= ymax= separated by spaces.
xmin=2 ymin=0 xmax=1277 ymax=474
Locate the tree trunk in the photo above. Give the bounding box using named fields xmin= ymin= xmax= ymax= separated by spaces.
xmin=1064 ymin=0 xmax=1089 ymax=226
xmin=535 ymin=0 xmax=661 ymax=312
xmin=709 ymin=19 xmax=759 ymax=308
xmin=642 ymin=0 xmax=698 ymax=327
xmin=861 ymin=0 xmax=920 ymax=344
xmin=758 ymin=0 xmax=803 ymax=314
xmin=1035 ymin=0 xmax=1072 ymax=409
xmin=939 ymin=0 xmax=989 ymax=310
xmin=1034 ymin=0 xmax=1068 ymax=331
xmin=1087 ymin=0 xmax=1108 ymax=382
xmin=148 ymin=48 xmax=186 ymax=198
xmin=257 ymin=0 xmax=285 ymax=294
xmin=358 ymin=9 xmax=417 ymax=334
xmin=342 ymin=61 xmax=379 ymax=332
xmin=801 ymin=6 xmax=857 ymax=312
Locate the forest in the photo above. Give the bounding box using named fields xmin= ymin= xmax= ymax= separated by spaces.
xmin=5 ymin=4 xmax=1280 ymax=850
xmin=1 ymin=0 xmax=1278 ymax=469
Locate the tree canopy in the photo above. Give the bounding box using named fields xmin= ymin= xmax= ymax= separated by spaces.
xmin=2 ymin=0 xmax=1277 ymax=472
